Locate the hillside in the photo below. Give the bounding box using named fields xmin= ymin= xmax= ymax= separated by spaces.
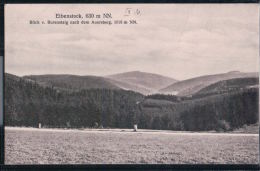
xmin=5 ymin=73 xmax=258 ymax=132
xmin=5 ymin=73 xmax=144 ymax=128
xmin=107 ymin=78 xmax=151 ymax=95
xmin=24 ymin=74 xmax=120 ymax=91
xmin=106 ymin=71 xmax=177 ymax=95
xmin=194 ymin=77 xmax=259 ymax=97
xmin=159 ymin=71 xmax=258 ymax=96
xmin=143 ymin=88 xmax=258 ymax=131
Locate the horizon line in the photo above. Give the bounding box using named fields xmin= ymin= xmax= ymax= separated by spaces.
xmin=5 ymin=70 xmax=259 ymax=82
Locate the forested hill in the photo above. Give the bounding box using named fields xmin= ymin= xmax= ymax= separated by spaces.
xmin=5 ymin=73 xmax=259 ymax=132
xmin=194 ymin=77 xmax=258 ymax=97
xmin=159 ymin=71 xmax=258 ymax=96
xmin=5 ymin=73 xmax=144 ymax=128
xmin=24 ymin=71 xmax=178 ymax=95
xmin=23 ymin=74 xmax=120 ymax=91
xmin=142 ymin=87 xmax=258 ymax=131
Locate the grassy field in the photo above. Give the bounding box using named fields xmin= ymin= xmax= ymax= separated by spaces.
xmin=5 ymin=127 xmax=259 ymax=164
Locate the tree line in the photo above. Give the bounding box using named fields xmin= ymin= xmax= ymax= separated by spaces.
xmin=5 ymin=74 xmax=259 ymax=131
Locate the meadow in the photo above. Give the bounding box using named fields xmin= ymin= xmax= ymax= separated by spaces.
xmin=5 ymin=127 xmax=259 ymax=164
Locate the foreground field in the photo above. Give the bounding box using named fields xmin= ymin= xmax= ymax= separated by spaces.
xmin=5 ymin=127 xmax=259 ymax=164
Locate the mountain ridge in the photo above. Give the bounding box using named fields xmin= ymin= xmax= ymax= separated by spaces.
xmin=8 ymin=70 xmax=258 ymax=96
xmin=23 ymin=74 xmax=120 ymax=91
xmin=159 ymin=71 xmax=258 ymax=96
xmin=106 ymin=71 xmax=178 ymax=95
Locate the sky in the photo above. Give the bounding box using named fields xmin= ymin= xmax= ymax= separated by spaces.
xmin=5 ymin=4 xmax=259 ymax=80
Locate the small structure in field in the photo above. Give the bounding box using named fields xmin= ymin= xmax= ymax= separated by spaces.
xmin=66 ymin=121 xmax=71 ymax=128
xmin=38 ymin=123 xmax=41 ymax=129
xmin=134 ymin=124 xmax=138 ymax=132
xmin=94 ymin=122 xmax=99 ymax=128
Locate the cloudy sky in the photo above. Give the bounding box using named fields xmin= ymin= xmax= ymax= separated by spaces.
xmin=5 ymin=4 xmax=259 ymax=80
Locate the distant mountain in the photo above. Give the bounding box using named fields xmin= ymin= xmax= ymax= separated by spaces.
xmin=159 ymin=71 xmax=258 ymax=96
xmin=106 ymin=71 xmax=177 ymax=95
xmin=23 ymin=74 xmax=120 ymax=91
xmin=194 ymin=77 xmax=259 ymax=97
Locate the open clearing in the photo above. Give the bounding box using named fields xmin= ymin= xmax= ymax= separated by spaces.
xmin=5 ymin=127 xmax=259 ymax=164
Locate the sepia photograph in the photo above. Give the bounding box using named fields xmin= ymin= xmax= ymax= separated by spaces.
xmin=4 ymin=4 xmax=259 ymax=164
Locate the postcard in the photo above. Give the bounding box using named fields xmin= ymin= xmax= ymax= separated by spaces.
xmin=4 ymin=4 xmax=259 ymax=164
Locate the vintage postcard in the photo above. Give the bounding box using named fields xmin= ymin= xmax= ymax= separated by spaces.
xmin=4 ymin=4 xmax=259 ymax=164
